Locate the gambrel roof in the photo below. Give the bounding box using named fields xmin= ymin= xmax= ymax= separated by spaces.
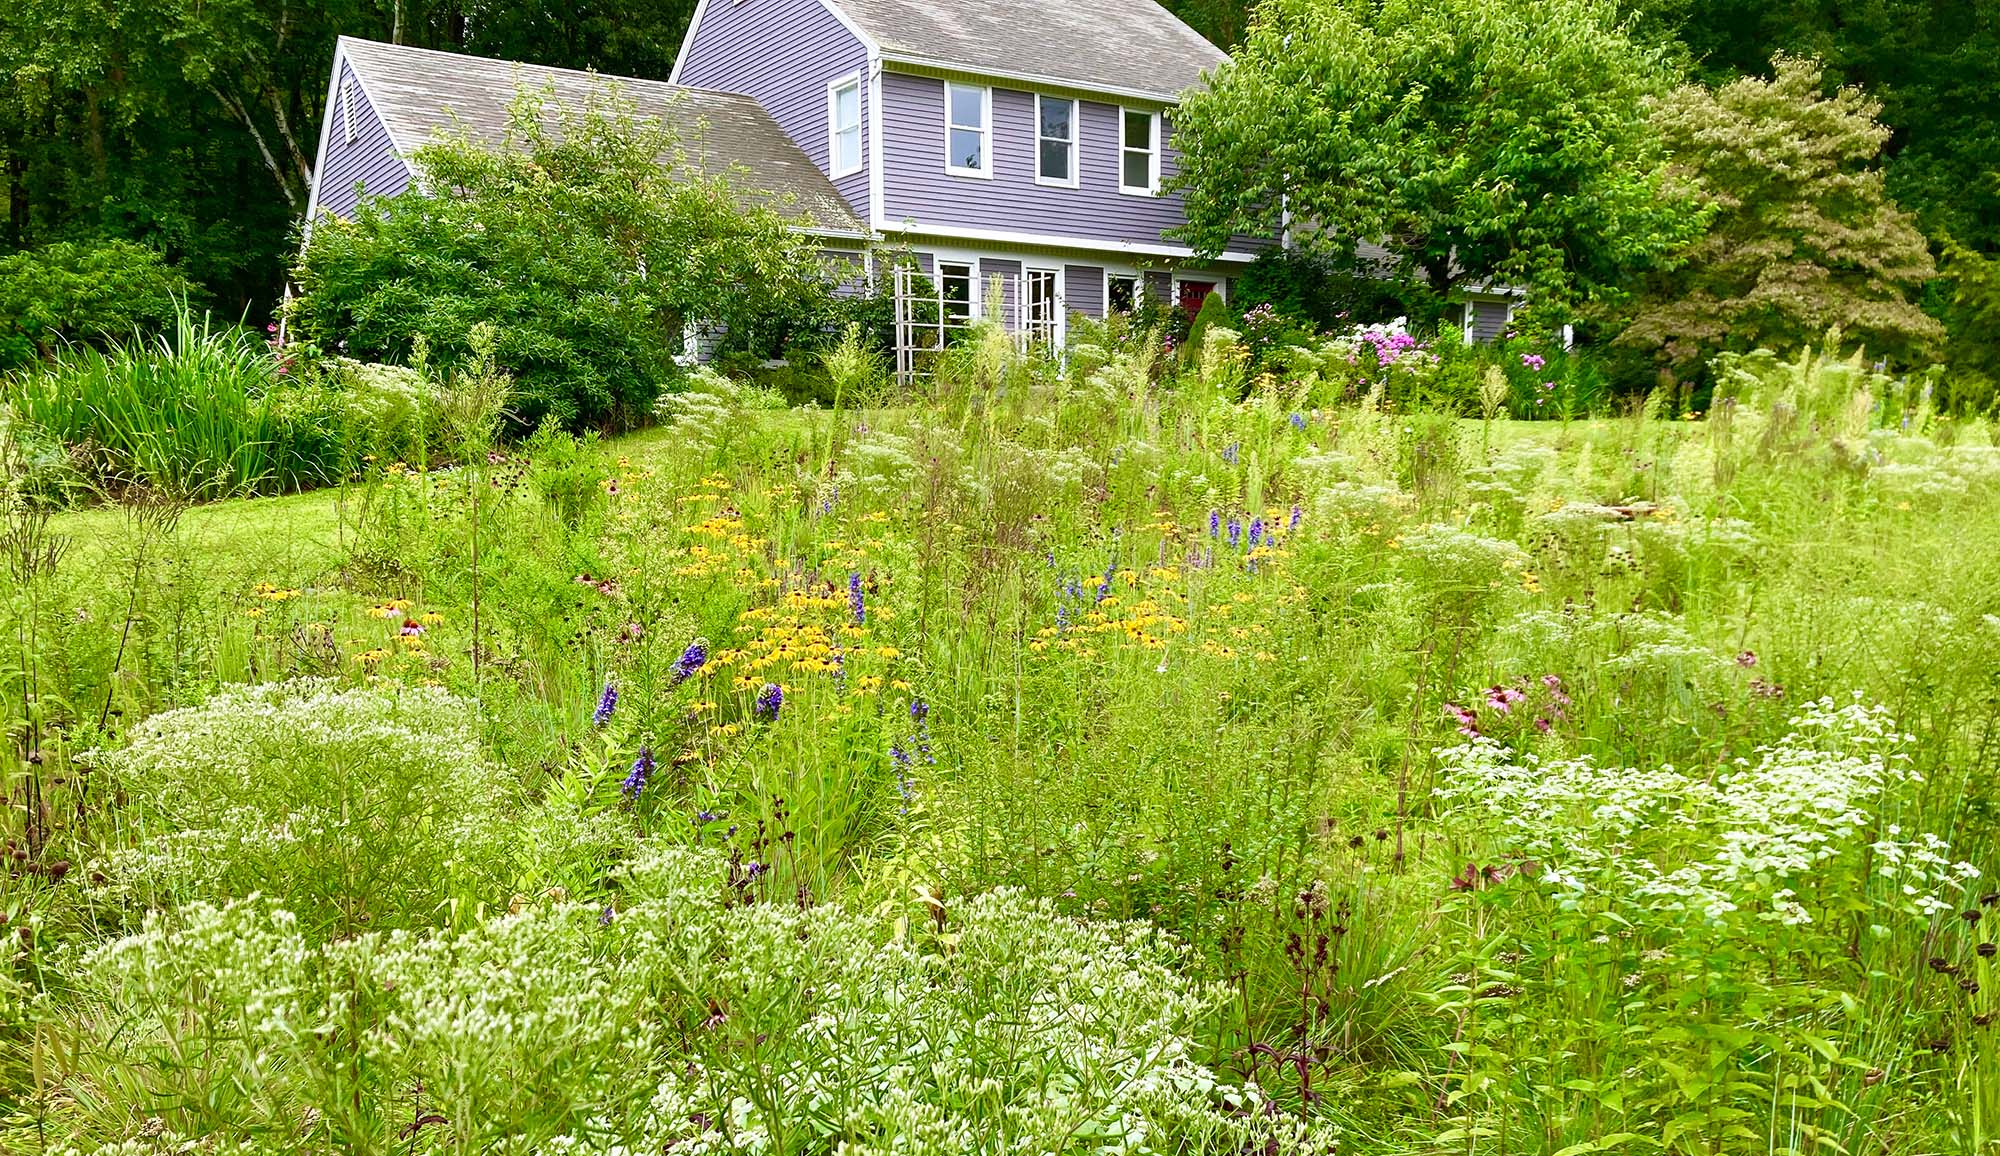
xmin=823 ymin=0 xmax=1227 ymax=101
xmin=335 ymin=37 xmax=864 ymax=234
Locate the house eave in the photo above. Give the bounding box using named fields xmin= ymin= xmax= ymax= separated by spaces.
xmin=878 ymin=53 xmax=1193 ymax=106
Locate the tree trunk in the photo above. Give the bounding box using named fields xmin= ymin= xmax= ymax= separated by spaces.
xmin=213 ymin=86 xmax=300 ymax=210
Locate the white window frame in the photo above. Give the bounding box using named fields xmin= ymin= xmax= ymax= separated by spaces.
xmin=1119 ymin=107 xmax=1160 ymax=196
xmin=1104 ymin=271 xmax=1141 ymax=314
xmin=944 ymin=83 xmax=992 ymax=179
xmin=827 ymin=72 xmax=863 ymax=179
xmin=935 ymin=259 xmax=977 ymax=324
xmin=1023 ymin=265 xmax=1064 ymax=347
xmin=1034 ymin=94 xmax=1079 ymax=188
xmin=342 ymin=79 xmax=357 ymax=144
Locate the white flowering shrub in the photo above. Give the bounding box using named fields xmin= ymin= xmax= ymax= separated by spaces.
xmin=85 ymin=680 xmax=575 ymax=934
xmin=653 ymin=366 xmax=786 ymax=451
xmin=1434 ymin=696 xmax=1970 ymax=925
xmin=48 ymin=845 xmax=1323 ymax=1155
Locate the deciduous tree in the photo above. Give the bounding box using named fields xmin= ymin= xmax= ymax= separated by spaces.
xmin=1170 ymin=0 xmax=1698 ymax=324
xmin=1616 ymin=56 xmax=1943 ymax=373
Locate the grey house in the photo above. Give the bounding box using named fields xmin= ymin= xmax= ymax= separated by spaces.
xmin=306 ymin=1 xmax=1528 ymax=355
xmin=307 ymin=0 xmax=1248 ymax=354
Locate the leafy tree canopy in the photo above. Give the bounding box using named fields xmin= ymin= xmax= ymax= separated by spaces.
xmin=1615 ymin=56 xmax=1943 ymax=373
xmin=0 ymin=239 xmax=196 ymax=369
xmin=1170 ymin=0 xmax=1702 ymax=323
xmin=287 ymin=86 xmax=835 ymax=432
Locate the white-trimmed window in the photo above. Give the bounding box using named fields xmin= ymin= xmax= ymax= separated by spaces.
xmin=1024 ymin=267 xmax=1061 ymax=347
xmin=945 ymin=83 xmax=990 ymax=177
xmin=342 ymin=79 xmax=357 ymax=143
xmin=937 ymin=261 xmax=975 ymax=322
xmin=1106 ymin=273 xmax=1139 ymax=314
xmin=828 ymin=74 xmax=862 ymax=178
xmin=1035 ymin=95 xmax=1077 ymax=187
xmin=1120 ymin=108 xmax=1159 ymax=195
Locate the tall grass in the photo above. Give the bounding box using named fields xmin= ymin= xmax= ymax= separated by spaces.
xmin=6 ymin=309 xmax=288 ymax=499
xmin=3 ymin=306 xmax=433 ymax=501
xmin=5 ymin=323 xmax=2000 ymax=1153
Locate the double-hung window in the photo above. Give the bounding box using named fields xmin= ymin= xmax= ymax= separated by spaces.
xmin=945 ymin=83 xmax=990 ymax=177
xmin=828 ymin=74 xmax=862 ymax=178
xmin=1120 ymin=108 xmax=1159 ymax=195
xmin=1107 ymin=273 xmax=1139 ymax=314
xmin=1035 ymin=95 xmax=1077 ymax=187
xmin=936 ymin=261 xmax=974 ymax=323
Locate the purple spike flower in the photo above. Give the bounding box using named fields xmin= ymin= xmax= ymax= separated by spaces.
xmin=848 ymin=571 xmax=866 ymax=625
xmin=1248 ymin=518 xmax=1264 ymax=547
xmin=670 ymin=640 xmax=708 ymax=686
xmin=1227 ymin=517 xmax=1242 ymax=549
xmin=1209 ymin=509 xmax=1221 ymax=538
xmin=593 ymin=683 xmax=618 ymax=727
xmin=1289 ymin=411 xmax=1307 ymax=431
xmin=1288 ymin=505 xmax=1303 ymax=532
xmin=755 ymin=682 xmax=784 ymax=721
xmin=622 ymin=746 xmax=654 ymax=799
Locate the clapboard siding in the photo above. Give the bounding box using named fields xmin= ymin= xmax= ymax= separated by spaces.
xmin=678 ymin=0 xmax=870 ymax=220
xmin=879 ymin=72 xmax=1257 ymax=257
xmin=1468 ymin=298 xmax=1513 ymax=343
xmin=316 ymin=60 xmax=411 ymax=219
xmin=1064 ymin=264 xmax=1104 ymax=318
xmin=823 ymin=248 xmax=870 ymax=298
xmin=979 ymin=257 xmax=1021 ymax=322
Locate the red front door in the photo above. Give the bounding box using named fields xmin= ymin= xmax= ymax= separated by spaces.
xmin=1178 ymin=280 xmax=1216 ymax=319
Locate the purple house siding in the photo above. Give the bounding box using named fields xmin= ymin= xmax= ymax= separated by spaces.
xmin=1064 ymin=264 xmax=1104 ymax=318
xmin=878 ymin=72 xmax=1256 ymax=257
xmin=979 ymin=257 xmax=1021 ymax=321
xmin=315 ymin=60 xmax=411 ymax=219
xmin=676 ymin=0 xmax=871 ymax=220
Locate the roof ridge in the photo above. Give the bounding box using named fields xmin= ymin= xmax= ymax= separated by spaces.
xmin=338 ymin=36 xmax=763 ymax=104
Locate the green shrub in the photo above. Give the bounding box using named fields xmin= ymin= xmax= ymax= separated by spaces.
xmin=289 ymin=85 xmax=835 ymax=433
xmin=1186 ymin=287 xmax=1234 ymax=354
xmin=0 ymin=239 xmax=196 ymax=369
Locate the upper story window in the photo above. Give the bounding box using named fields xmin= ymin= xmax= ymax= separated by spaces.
xmin=946 ymin=83 xmax=990 ymax=178
xmin=828 ymin=73 xmax=862 ymax=178
xmin=1035 ymin=95 xmax=1077 ymax=187
xmin=1120 ymin=108 xmax=1160 ymax=195
xmin=341 ymin=79 xmax=357 ymax=143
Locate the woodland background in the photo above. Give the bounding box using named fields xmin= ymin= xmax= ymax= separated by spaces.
xmin=2 ymin=0 xmax=1993 ymax=327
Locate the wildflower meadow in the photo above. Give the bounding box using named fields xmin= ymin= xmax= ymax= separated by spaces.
xmin=3 ymin=320 xmax=2000 ymax=1155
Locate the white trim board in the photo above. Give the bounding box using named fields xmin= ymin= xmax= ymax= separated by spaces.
xmin=876 ymin=219 xmax=1258 ymax=265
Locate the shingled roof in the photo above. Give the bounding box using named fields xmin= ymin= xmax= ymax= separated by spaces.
xmin=336 ymin=37 xmax=864 ymax=234
xmin=826 ymin=0 xmax=1226 ymax=100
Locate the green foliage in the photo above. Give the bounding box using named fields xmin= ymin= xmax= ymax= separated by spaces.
xmin=287 ymin=85 xmax=834 ymax=433
xmin=1234 ymin=248 xmax=1407 ymax=332
xmin=1185 ymin=286 xmax=1235 ymax=355
xmin=1172 ymin=0 xmax=1701 ymax=317
xmin=0 ymin=240 xmax=196 ymax=369
xmin=1617 ymin=55 xmax=1945 ymax=375
xmin=87 ymin=680 xmax=599 ymax=936
xmin=1937 ymin=239 xmax=2000 ymax=414
xmin=3 ymin=305 xmax=429 ymax=499
xmin=9 ymin=321 xmax=2000 ymax=1154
